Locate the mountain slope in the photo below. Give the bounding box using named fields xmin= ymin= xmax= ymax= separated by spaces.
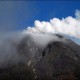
xmin=0 ymin=34 xmax=80 ymax=80
xmin=35 ymin=41 xmax=80 ymax=80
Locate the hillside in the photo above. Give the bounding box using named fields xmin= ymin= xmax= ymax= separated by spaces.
xmin=0 ymin=34 xmax=80 ymax=80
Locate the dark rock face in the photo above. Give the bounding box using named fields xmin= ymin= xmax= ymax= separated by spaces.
xmin=17 ymin=35 xmax=43 ymax=64
xmin=0 ymin=64 xmax=35 ymax=80
xmin=0 ymin=34 xmax=80 ymax=80
xmin=35 ymin=41 xmax=80 ymax=80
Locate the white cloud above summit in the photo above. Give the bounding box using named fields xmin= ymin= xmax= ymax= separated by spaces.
xmin=23 ymin=10 xmax=80 ymax=39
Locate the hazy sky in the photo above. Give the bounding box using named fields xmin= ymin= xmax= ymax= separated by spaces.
xmin=0 ymin=1 xmax=80 ymax=31
xmin=0 ymin=1 xmax=80 ymax=44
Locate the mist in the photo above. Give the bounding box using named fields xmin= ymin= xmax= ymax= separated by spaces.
xmin=0 ymin=10 xmax=80 ymax=68
xmin=23 ymin=32 xmax=66 ymax=48
xmin=0 ymin=30 xmax=67 ymax=68
xmin=0 ymin=31 xmax=27 ymax=68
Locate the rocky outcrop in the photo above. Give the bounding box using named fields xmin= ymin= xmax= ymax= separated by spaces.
xmin=35 ymin=41 xmax=80 ymax=80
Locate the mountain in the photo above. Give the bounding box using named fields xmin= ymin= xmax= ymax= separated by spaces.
xmin=35 ymin=41 xmax=80 ymax=80
xmin=0 ymin=34 xmax=80 ymax=80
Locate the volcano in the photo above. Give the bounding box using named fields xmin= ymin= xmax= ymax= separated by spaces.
xmin=0 ymin=34 xmax=80 ymax=80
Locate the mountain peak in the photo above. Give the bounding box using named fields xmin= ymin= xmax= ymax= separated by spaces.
xmin=0 ymin=34 xmax=80 ymax=80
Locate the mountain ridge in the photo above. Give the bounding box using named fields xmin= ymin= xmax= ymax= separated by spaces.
xmin=0 ymin=34 xmax=80 ymax=80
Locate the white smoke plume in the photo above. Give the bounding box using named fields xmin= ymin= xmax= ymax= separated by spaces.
xmin=0 ymin=29 xmax=66 ymax=68
xmin=75 ymin=9 xmax=80 ymax=20
xmin=23 ymin=10 xmax=80 ymax=39
xmin=0 ymin=10 xmax=80 ymax=68
xmin=23 ymin=32 xmax=66 ymax=48
xmin=0 ymin=32 xmax=27 ymax=67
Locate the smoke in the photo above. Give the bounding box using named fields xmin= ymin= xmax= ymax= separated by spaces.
xmin=75 ymin=10 xmax=80 ymax=20
xmin=0 ymin=10 xmax=80 ymax=68
xmin=0 ymin=31 xmax=27 ymax=68
xmin=0 ymin=31 xmax=66 ymax=68
xmin=23 ymin=32 xmax=66 ymax=48
xmin=23 ymin=10 xmax=80 ymax=39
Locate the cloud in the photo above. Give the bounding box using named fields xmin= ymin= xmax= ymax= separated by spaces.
xmin=0 ymin=28 xmax=66 ymax=68
xmin=75 ymin=9 xmax=80 ymax=20
xmin=0 ymin=31 xmax=27 ymax=67
xmin=0 ymin=9 xmax=80 ymax=68
xmin=23 ymin=32 xmax=66 ymax=48
xmin=23 ymin=10 xmax=80 ymax=39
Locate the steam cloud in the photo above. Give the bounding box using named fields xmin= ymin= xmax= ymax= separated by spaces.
xmin=23 ymin=10 xmax=80 ymax=38
xmin=0 ymin=32 xmax=27 ymax=67
xmin=0 ymin=10 xmax=80 ymax=68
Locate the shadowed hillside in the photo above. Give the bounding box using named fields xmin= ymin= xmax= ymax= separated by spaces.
xmin=0 ymin=34 xmax=80 ymax=80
